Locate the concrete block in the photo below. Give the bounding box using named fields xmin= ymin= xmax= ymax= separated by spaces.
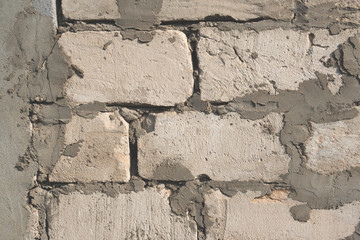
xmin=138 ymin=111 xmax=290 ymax=182
xmin=61 ymin=0 xmax=295 ymax=22
xmin=48 ymin=188 xmax=197 ymax=239
xmin=305 ymin=108 xmax=360 ymax=174
xmin=158 ymin=0 xmax=295 ymax=21
xmin=198 ymin=27 xmax=359 ymax=102
xmin=59 ymin=30 xmax=193 ymax=106
xmin=62 ymin=0 xmax=120 ymax=20
xmin=49 ymin=111 xmax=130 ymax=183
xmin=205 ymin=190 xmax=360 ymax=240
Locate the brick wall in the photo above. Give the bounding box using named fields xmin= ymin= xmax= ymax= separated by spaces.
xmin=2 ymin=0 xmax=360 ymax=239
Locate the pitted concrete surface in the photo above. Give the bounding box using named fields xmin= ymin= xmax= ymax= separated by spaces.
xmin=205 ymin=190 xmax=360 ymax=240
xmin=62 ymin=0 xmax=120 ymax=20
xmin=60 ymin=30 xmax=193 ymax=107
xmin=0 ymin=0 xmax=54 ymax=239
xmin=50 ymin=111 xmax=130 ymax=183
xmin=48 ymin=188 xmax=198 ymax=240
xmin=138 ymin=111 xmax=290 ymax=182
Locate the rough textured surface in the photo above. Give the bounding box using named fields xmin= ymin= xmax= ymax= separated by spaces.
xmin=50 ymin=111 xmax=130 ymax=183
xmin=60 ymin=30 xmax=193 ymax=106
xmin=305 ymin=108 xmax=360 ymax=174
xmin=198 ymin=27 xmax=359 ymax=102
xmin=305 ymin=0 xmax=360 ymax=8
xmin=33 ymin=123 xmax=65 ymax=176
xmin=158 ymin=0 xmax=295 ymax=21
xmin=205 ymin=190 xmax=360 ymax=240
xmin=60 ymin=0 xmax=295 ymax=22
xmin=25 ymin=204 xmax=41 ymax=240
xmin=2 ymin=0 xmax=360 ymax=239
xmin=50 ymin=0 xmax=360 ymax=29
xmin=298 ymin=0 xmax=360 ymax=27
xmin=62 ymin=0 xmax=120 ymax=20
xmin=0 ymin=1 xmax=54 ymax=238
xmin=115 ymin=0 xmax=162 ymax=30
xmin=48 ymin=188 xmax=197 ymax=240
xmin=138 ymin=111 xmax=290 ymax=182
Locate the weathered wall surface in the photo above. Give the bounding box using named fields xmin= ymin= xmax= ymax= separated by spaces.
xmin=1 ymin=0 xmax=360 ymax=239
xmin=0 ymin=0 xmax=55 ymax=239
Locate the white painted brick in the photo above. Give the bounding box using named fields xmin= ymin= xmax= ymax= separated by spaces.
xmin=158 ymin=0 xmax=295 ymax=21
xmin=305 ymin=108 xmax=360 ymax=174
xmin=62 ymin=0 xmax=120 ymax=20
xmin=198 ymin=27 xmax=359 ymax=102
xmin=59 ymin=30 xmax=193 ymax=106
xmin=138 ymin=111 xmax=290 ymax=182
xmin=48 ymin=188 xmax=197 ymax=240
xmin=49 ymin=111 xmax=130 ymax=183
xmin=205 ymin=190 xmax=360 ymax=240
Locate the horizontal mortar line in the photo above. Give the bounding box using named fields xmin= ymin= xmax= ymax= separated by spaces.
xmin=58 ymin=17 xmax=286 ymax=31
xmin=38 ymin=181 xmax=132 ymax=186
xmin=105 ymin=103 xmax=175 ymax=112
xmin=56 ymin=20 xmax=360 ymax=34
xmin=38 ymin=180 xmax=187 ymax=187
xmin=262 ymin=181 xmax=288 ymax=185
xmin=61 ymin=19 xmax=117 ymax=25
xmin=106 ymin=102 xmax=173 ymax=108
xmin=160 ymin=16 xmax=280 ymax=26
xmin=209 ymin=101 xmax=231 ymax=106
xmin=37 ymin=178 xmax=187 ymax=187
xmin=61 ymin=16 xmax=276 ymax=26
xmin=29 ymin=100 xmax=59 ymax=105
xmin=37 ymin=179 xmax=287 ymax=189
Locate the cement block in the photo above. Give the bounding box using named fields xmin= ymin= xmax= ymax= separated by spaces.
xmin=305 ymin=108 xmax=360 ymax=174
xmin=138 ymin=111 xmax=290 ymax=182
xmin=205 ymin=190 xmax=360 ymax=240
xmin=62 ymin=0 xmax=120 ymax=20
xmin=158 ymin=0 xmax=295 ymax=21
xmin=48 ymin=188 xmax=197 ymax=240
xmin=49 ymin=111 xmax=130 ymax=183
xmin=61 ymin=0 xmax=295 ymax=22
xmin=59 ymin=0 xmax=360 ymax=26
xmin=198 ymin=27 xmax=359 ymax=102
xmin=59 ymin=30 xmax=193 ymax=106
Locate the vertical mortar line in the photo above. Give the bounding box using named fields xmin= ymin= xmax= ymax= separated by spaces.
xmin=198 ymin=189 xmax=207 ymax=240
xmin=44 ymin=196 xmax=51 ymax=240
xmin=189 ymin=29 xmax=201 ymax=94
xmin=55 ymin=0 xmax=65 ymax=29
xmin=129 ymin=123 xmax=139 ymax=177
xmin=26 ymin=107 xmax=48 ymax=239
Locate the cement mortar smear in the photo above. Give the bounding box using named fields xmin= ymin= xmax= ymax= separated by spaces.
xmin=2 ymin=0 xmax=360 ymax=239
